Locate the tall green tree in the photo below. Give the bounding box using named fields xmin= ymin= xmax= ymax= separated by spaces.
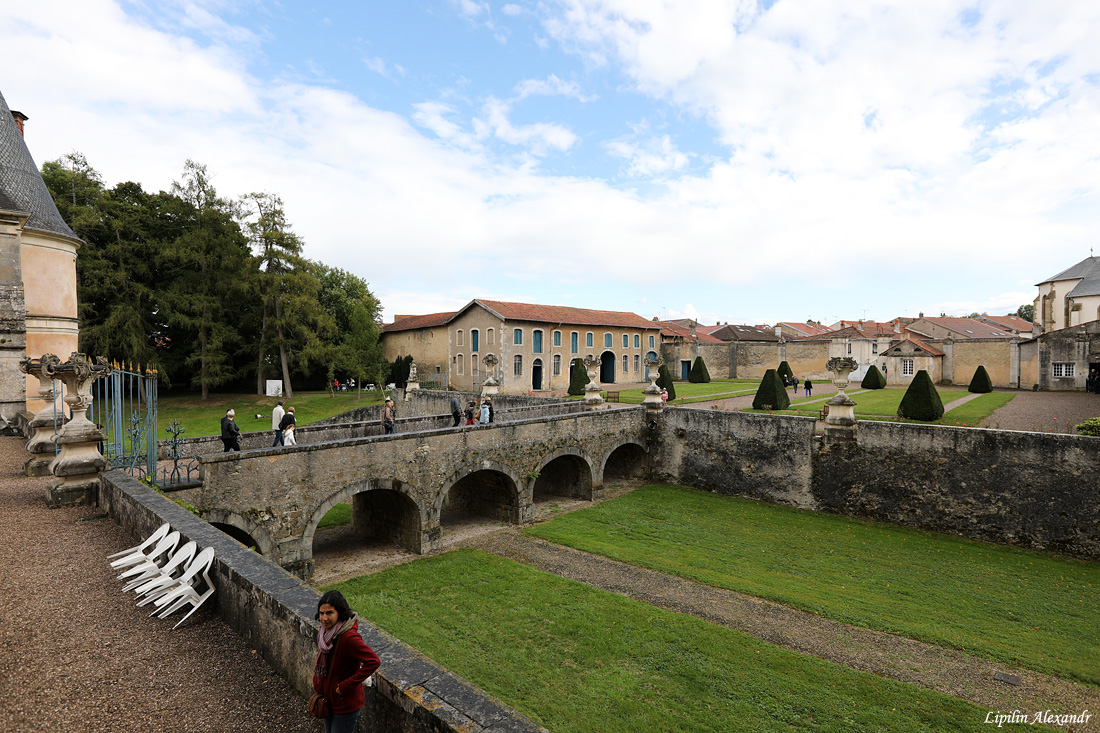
xmin=1015 ymin=304 xmax=1035 ymax=323
xmin=313 ymin=262 xmax=385 ymax=397
xmin=161 ymin=160 xmax=251 ymax=399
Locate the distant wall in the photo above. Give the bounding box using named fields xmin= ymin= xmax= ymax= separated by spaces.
xmin=654 ymin=407 xmax=1100 ymax=560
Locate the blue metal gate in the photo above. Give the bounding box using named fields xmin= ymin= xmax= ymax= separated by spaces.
xmin=90 ymin=363 xmax=157 ymax=480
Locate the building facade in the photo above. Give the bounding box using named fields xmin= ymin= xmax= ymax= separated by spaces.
xmin=1 ymin=91 xmax=82 ymax=430
xmin=1034 ymin=256 xmax=1100 ymax=333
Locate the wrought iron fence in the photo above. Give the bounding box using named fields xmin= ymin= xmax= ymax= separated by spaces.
xmin=90 ymin=363 xmax=157 ymax=480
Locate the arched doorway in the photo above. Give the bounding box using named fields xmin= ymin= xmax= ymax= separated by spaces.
xmin=533 ymin=455 xmax=593 ymax=502
xmin=310 ymin=487 xmax=422 ymax=581
xmin=600 ymin=351 xmax=615 ymax=383
xmin=443 ymin=469 xmax=520 ymax=533
xmin=604 ymin=443 xmax=647 ymax=482
xmin=532 ymin=358 xmax=543 ymax=390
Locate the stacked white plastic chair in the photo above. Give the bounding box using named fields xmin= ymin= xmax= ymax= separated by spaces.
xmin=108 ymin=523 xmax=217 ymax=629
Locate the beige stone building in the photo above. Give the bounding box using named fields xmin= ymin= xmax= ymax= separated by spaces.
xmin=382 ymin=300 xmax=662 ymax=393
xmin=1034 ymin=256 xmax=1100 ymax=333
xmin=1 ymin=91 xmax=82 ymax=429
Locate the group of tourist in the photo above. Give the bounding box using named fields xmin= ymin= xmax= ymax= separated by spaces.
xmin=450 ymin=393 xmax=493 ymax=426
xmin=782 ymin=374 xmax=814 ymax=396
xmin=217 ymin=402 xmax=299 ymax=452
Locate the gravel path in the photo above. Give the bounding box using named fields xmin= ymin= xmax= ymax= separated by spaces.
xmin=468 ymin=530 xmax=1100 ymax=716
xmin=0 ymin=437 xmax=316 ymax=733
xmin=981 ymin=389 xmax=1100 ymax=433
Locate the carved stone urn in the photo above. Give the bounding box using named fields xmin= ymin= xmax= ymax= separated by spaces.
xmin=43 ymin=353 xmax=113 ymax=507
xmin=19 ymin=353 xmax=63 ymax=476
xmin=823 ymin=356 xmax=859 ymax=442
xmin=641 ymin=355 xmax=664 ymax=416
xmin=582 ymin=354 xmax=605 ymax=410
xmin=481 ymin=354 xmax=500 ymax=395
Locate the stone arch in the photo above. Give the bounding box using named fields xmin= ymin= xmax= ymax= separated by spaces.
xmin=600 ymin=350 xmax=616 ymax=383
xmin=437 ymin=461 xmax=526 ymax=525
xmin=302 ymin=477 xmax=428 ymax=554
xmin=203 ymin=508 xmax=278 ymax=557
xmin=600 ymin=440 xmax=649 ymax=483
xmin=532 ymin=448 xmax=596 ymax=501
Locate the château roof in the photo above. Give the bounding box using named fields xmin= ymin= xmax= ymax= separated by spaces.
xmin=458 ymin=299 xmax=659 ymax=330
xmin=0 ymin=90 xmax=77 ymax=239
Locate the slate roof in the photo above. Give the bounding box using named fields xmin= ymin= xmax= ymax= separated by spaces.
xmin=977 ymin=315 xmax=1033 ymax=332
xmin=709 ymin=324 xmax=779 ymax=342
xmin=0 ymin=90 xmax=77 ymax=238
xmin=1037 ymin=256 xmax=1100 ymax=292
xmin=653 ymin=320 xmax=725 ymax=344
xmin=906 ymin=317 xmax=1019 ymax=339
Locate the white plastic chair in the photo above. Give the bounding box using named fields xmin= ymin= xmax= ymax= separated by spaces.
xmin=107 ymin=522 xmax=170 ymax=563
xmin=115 ymin=531 xmax=180 ymax=580
xmin=153 ymin=547 xmax=216 ymax=629
xmin=123 ymin=540 xmax=197 ymax=594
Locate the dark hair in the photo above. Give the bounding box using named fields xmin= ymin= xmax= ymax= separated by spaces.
xmin=316 ymin=590 xmax=352 ymax=621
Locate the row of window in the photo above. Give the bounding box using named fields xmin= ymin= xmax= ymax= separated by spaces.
xmin=454 ymin=353 xmax=650 ymax=377
xmin=457 ymin=328 xmax=655 ymax=354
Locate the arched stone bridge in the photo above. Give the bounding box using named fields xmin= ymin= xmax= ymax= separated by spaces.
xmin=195 ymin=407 xmax=650 ymax=578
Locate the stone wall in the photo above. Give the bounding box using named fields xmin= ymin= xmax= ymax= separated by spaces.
xmin=655 ymin=406 xmax=1100 ymax=560
xmin=696 ymin=343 xmax=732 ymax=379
xmin=938 ymin=338 xmax=1016 ymax=388
xmin=97 ymin=471 xmax=547 ymax=733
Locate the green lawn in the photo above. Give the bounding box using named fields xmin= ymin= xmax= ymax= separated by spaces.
xmin=332 ymin=549 xmax=985 ymax=733
xmin=743 ymin=389 xmax=1015 ymax=427
xmin=580 ymin=379 xmax=761 ymax=404
xmin=525 ymin=484 xmax=1100 ymax=685
xmin=317 ymin=503 xmax=351 ymax=529
xmin=156 ymin=389 xmax=386 ymax=438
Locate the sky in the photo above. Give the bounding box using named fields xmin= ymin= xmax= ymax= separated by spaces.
xmin=3 ymin=0 xmax=1099 ymax=326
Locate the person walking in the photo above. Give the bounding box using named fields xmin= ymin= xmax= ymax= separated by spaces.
xmin=464 ymin=401 xmax=477 ymax=426
xmin=478 ymin=400 xmax=490 ymax=425
xmin=804 ymin=379 xmax=813 ymax=397
xmin=220 ymin=409 xmax=241 ymax=452
xmin=450 ymin=393 xmax=462 ymax=427
xmin=312 ymin=590 xmax=381 ymax=733
xmin=791 ymin=375 xmax=799 ymax=394
xmin=382 ymin=399 xmax=396 ymax=435
xmin=280 ymin=406 xmax=297 ymax=445
xmin=485 ymin=396 xmax=494 ymax=423
xmin=271 ymin=400 xmax=285 ymax=447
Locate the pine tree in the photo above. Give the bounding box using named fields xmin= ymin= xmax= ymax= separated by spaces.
xmin=657 ymin=365 xmax=677 ymax=400
xmin=752 ymin=369 xmax=790 ymax=410
xmin=968 ymin=365 xmax=993 ymax=393
xmin=688 ymin=356 xmax=711 ymax=383
xmin=861 ymin=364 xmax=886 ymax=389
xmin=897 ymin=370 xmax=944 ymax=421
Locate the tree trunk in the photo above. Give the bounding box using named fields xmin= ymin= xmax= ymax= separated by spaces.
xmin=276 ymin=303 xmax=293 ymax=398
xmin=255 ymin=302 xmax=269 ymax=396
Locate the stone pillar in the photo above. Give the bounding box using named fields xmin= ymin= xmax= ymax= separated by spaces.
xmin=641 ymin=356 xmax=664 ymax=419
xmin=18 ymin=353 xmax=62 ymax=476
xmin=480 ymin=354 xmax=500 ymax=396
xmin=582 ymin=355 xmax=605 ymax=410
xmin=42 ymin=353 xmax=112 ymax=508
xmin=823 ymin=357 xmax=858 ymax=444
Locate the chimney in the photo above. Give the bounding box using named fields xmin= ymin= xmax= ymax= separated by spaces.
xmin=10 ymin=110 xmax=27 ymax=137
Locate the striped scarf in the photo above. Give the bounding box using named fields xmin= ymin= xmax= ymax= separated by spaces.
xmin=315 ymin=613 xmax=357 ymax=679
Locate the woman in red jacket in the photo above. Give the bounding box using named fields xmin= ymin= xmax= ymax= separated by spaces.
xmin=313 ymin=590 xmax=381 ymax=733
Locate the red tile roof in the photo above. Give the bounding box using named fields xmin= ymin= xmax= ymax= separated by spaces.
xmin=464 ymin=299 xmax=660 ymax=329
xmin=652 ymin=320 xmax=726 ymax=343
xmin=777 ymin=321 xmax=833 ymax=337
xmin=886 ymin=334 xmax=944 ymax=356
xmin=382 ymin=311 xmax=454 ymax=333
xmin=907 ymin=317 xmax=1020 ymax=339
xmin=978 ymin=315 xmax=1033 ymax=332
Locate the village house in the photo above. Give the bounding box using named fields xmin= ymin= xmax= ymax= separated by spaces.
xmin=1033 ymin=256 xmax=1100 ymax=333
xmin=382 ymin=300 xmax=662 ymax=394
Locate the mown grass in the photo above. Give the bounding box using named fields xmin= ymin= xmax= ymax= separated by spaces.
xmin=525 ymin=484 xmax=1100 ymax=686
xmin=157 ymin=389 xmax=386 ymax=438
xmin=317 ymin=502 xmax=351 ymax=529
xmin=742 ymin=390 xmax=1015 ymax=427
xmin=332 ymin=549 xmax=986 ymax=733
xmin=581 ymin=379 xmax=761 ymax=404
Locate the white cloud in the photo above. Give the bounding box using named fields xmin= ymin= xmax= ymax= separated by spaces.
xmin=502 ymin=4 xmax=523 ymax=17
xmin=605 ymin=133 xmax=689 ymax=177
xmin=514 ymin=74 xmax=596 ymax=102
xmin=474 ymin=97 xmax=578 ymax=154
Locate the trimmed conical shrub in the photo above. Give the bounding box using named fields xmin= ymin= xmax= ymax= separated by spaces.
xmin=897 ymin=370 xmax=944 ymax=421
xmin=657 ymin=364 xmax=677 ymax=400
xmin=752 ymin=369 xmax=790 ymax=410
xmin=968 ymin=365 xmax=993 ymax=393
xmin=861 ymin=364 xmax=886 ymax=390
xmin=688 ymin=356 xmax=711 ymax=383
xmin=567 ymin=358 xmax=588 ymax=396
xmin=777 ymin=360 xmax=794 ymax=384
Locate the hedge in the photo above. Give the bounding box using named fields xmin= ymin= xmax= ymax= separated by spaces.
xmin=861 ymin=365 xmax=886 ymax=390
xmin=968 ymin=365 xmax=993 ymax=393
xmin=752 ymin=369 xmax=790 ymax=410
xmin=897 ymin=370 xmax=944 ymax=421
xmin=688 ymin=356 xmax=711 ymax=383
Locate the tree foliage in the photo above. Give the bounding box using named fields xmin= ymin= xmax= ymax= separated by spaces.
xmin=968 ymin=365 xmax=993 ymax=394
xmin=776 ymin=361 xmax=794 ymax=383
xmin=42 ymin=153 xmax=389 ymax=399
xmin=1015 ymin=304 xmax=1035 ymax=323
xmin=688 ymin=356 xmax=711 ymax=383
xmin=567 ymin=358 xmax=588 ymax=396
xmin=860 ymin=364 xmax=886 ymax=390
xmin=656 ymin=365 xmax=676 ymax=400
xmin=897 ymin=370 xmax=944 ymax=421
xmin=752 ymin=369 xmax=790 ymax=410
